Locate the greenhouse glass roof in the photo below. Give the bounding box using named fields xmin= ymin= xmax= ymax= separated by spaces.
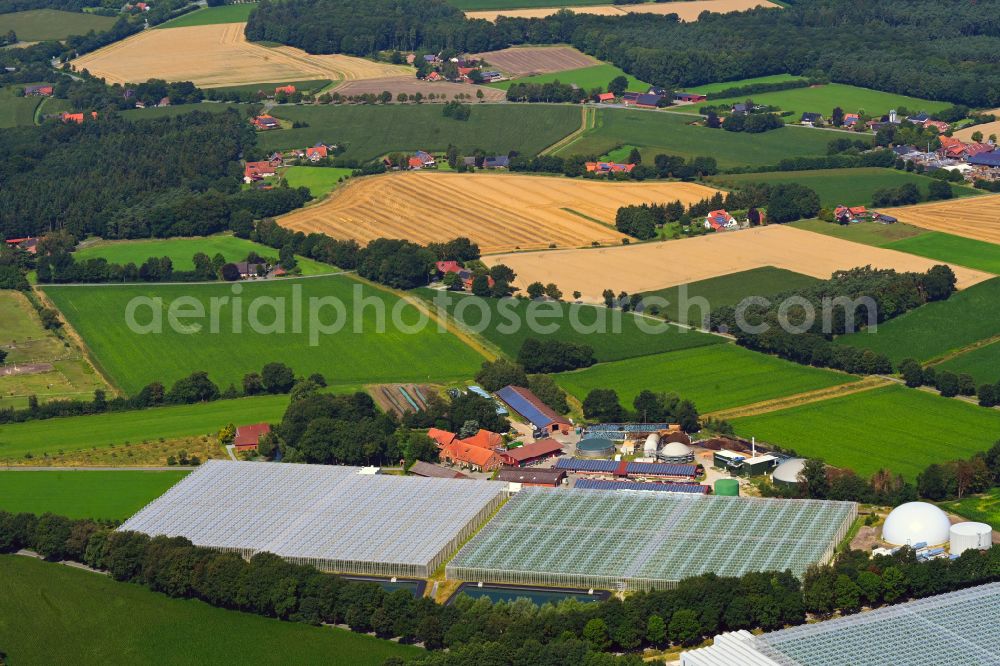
xmin=447 ymin=488 xmax=856 ymax=589
xmin=119 ymin=461 xmax=507 ymax=574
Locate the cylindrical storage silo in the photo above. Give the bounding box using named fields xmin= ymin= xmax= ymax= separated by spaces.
xmin=715 ymin=479 xmax=739 ymax=496
xmin=576 ymin=438 xmax=616 ymax=459
xmin=950 ymin=522 xmax=993 ymax=556
xmin=643 ymin=433 xmax=661 ymax=457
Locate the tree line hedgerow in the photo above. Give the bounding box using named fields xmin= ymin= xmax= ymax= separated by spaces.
xmin=3 ymin=508 xmax=1000 ymax=665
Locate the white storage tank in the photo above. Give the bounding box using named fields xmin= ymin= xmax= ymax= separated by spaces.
xmin=658 ymin=441 xmax=694 ymax=464
xmin=643 ymin=433 xmax=661 ymax=457
xmin=950 ymin=522 xmax=992 ymax=556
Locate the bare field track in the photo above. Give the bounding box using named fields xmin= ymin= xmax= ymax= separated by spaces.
xmin=278 ymin=171 xmax=722 ymax=253
xmin=485 ymin=225 xmax=994 ymax=302
xmin=880 ymin=195 xmax=1000 ymax=244
xmin=331 ymin=76 xmax=506 ymax=101
xmin=466 ymin=0 xmax=780 ymax=21
xmin=71 ymin=23 xmax=409 ymax=88
xmin=471 ymin=46 xmax=598 ymax=76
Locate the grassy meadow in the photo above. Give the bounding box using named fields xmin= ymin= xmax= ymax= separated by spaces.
xmin=707 ymin=168 xmax=981 ymax=208
xmin=684 ymin=74 xmax=805 ymax=95
xmin=0 ymin=394 xmax=291 ymax=462
xmin=120 ymin=102 xmax=245 ymax=120
xmin=940 ymin=488 xmax=1000 ymax=531
xmin=415 ymin=289 xmax=724 ymax=362
xmin=44 ymin=275 xmax=485 ymax=395
xmin=260 ymin=104 xmax=581 ymax=160
xmin=208 ymin=79 xmax=333 ymax=95
xmin=553 ymin=108 xmax=832 ymax=168
xmin=0 ymin=8 xmax=116 ymax=41
xmin=0 ymin=470 xmax=188 ymax=520
xmin=638 ymin=267 xmax=820 ymax=326
xmin=838 ymin=277 xmax=1000 ymax=364
xmin=555 ymin=344 xmax=856 ymax=413
xmin=283 ymin=166 xmax=355 ymax=197
xmin=488 ymin=63 xmax=647 ymax=91
xmin=883 ymin=232 xmax=1000 ymax=275
xmin=934 ymin=341 xmax=1000 ymax=386
xmin=73 ymin=235 xmax=332 ymax=275
xmin=673 ymin=82 xmax=951 ymax=118
xmin=157 ymin=3 xmax=256 ymax=28
xmin=0 ymin=556 xmax=422 ymax=665
xmin=790 ymin=218 xmax=928 ymax=246
xmin=0 ymin=83 xmax=43 ymax=128
xmin=732 ymin=385 xmax=1000 ymax=479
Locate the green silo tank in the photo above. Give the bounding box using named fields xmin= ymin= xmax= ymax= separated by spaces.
xmin=715 ymin=479 xmax=739 ymax=496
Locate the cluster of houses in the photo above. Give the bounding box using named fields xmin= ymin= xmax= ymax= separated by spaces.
xmin=435 ymin=260 xmax=493 ymax=292
xmin=585 ymin=161 xmax=635 ymax=174
xmin=243 ymin=144 xmax=332 ymax=183
xmin=414 ymin=54 xmax=504 ymax=84
xmin=834 ymin=205 xmax=896 ymax=225
xmin=23 ymin=84 xmax=52 ymax=97
xmin=702 ymin=209 xmax=765 ymax=232
xmin=595 ymin=87 xmax=668 ymax=109
xmin=382 ymin=151 xmax=510 ymax=171
xmin=428 ymin=426 xmax=563 ymax=473
xmin=894 ymin=136 xmax=1000 ymax=182
xmin=4 ymin=237 xmax=38 ymax=254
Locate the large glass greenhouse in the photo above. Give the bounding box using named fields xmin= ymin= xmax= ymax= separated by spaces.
xmin=447 ymin=487 xmax=857 ymax=590
xmin=119 ymin=460 xmax=509 ymax=578
xmin=682 ymin=582 xmax=1000 ymax=666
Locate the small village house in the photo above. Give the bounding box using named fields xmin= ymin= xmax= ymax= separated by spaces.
xmin=440 ymin=441 xmax=502 ymax=472
xmin=674 ymin=92 xmax=706 ymax=103
xmin=275 ymin=85 xmax=296 ymax=95
xmin=234 ymin=423 xmax=270 ymax=452
xmin=704 ymin=210 xmax=738 ymax=231
xmin=243 ymin=161 xmax=277 ymax=183
xmin=23 ymin=85 xmax=52 ymax=97
xmin=252 ymin=115 xmax=281 ymax=131
xmin=585 ymin=161 xmax=635 ymax=174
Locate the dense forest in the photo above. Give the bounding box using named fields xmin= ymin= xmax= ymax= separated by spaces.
xmin=246 ymin=0 xmax=1000 ymax=107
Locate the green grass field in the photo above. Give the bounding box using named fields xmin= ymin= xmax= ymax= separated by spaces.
xmin=0 ymin=556 xmax=421 ymax=665
xmin=684 ymin=74 xmax=805 ymax=95
xmin=73 ymin=235 xmax=331 ymax=275
xmin=883 ymin=232 xmax=1000 ymax=275
xmin=553 ymin=108 xmax=832 ymax=168
xmin=732 ymin=385 xmax=1000 ymax=479
xmin=940 ymin=488 xmax=1000 ymax=531
xmin=283 ymin=166 xmax=355 ymax=197
xmin=415 ymin=289 xmax=724 ymax=362
xmin=934 ymin=340 xmax=1000 ymax=386
xmin=0 ymin=394 xmax=291 ymax=461
xmin=0 ymin=470 xmax=188 ymax=520
xmin=208 ymin=79 xmax=333 ymax=95
xmin=707 ymin=168 xmax=981 ymax=208
xmin=44 ymin=275 xmax=485 ymax=395
xmin=157 ymin=3 xmax=256 ymax=28
xmin=555 ymin=344 xmax=856 ymax=414
xmin=260 ymin=104 xmax=580 ymax=160
xmin=488 ymin=64 xmax=647 ymax=92
xmin=790 ymin=218 xmax=928 ymax=246
xmin=839 ymin=277 xmax=1000 ymax=364
xmin=120 ymin=102 xmax=244 ymax=120
xmin=0 ymin=8 xmax=116 ymax=41
xmin=673 ymin=82 xmax=951 ymax=118
xmin=0 ymin=84 xmax=43 ymax=128
xmin=638 ymin=267 xmax=821 ymax=325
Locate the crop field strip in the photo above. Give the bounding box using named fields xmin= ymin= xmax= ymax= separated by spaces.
xmin=732 ymin=384 xmax=1000 ymax=480
xmin=838 ymin=277 xmax=1000 ymax=364
xmin=278 ymin=171 xmax=721 ymax=253
xmin=486 ymin=63 xmax=648 ymax=92
xmin=0 ymin=8 xmax=116 ymax=41
xmin=555 ymin=344 xmax=858 ymax=414
xmin=0 ymin=556 xmax=421 ymax=665
xmin=43 ymin=274 xmax=486 ymax=396
xmin=471 ymin=45 xmax=598 ymax=76
xmin=464 ymin=0 xmax=781 ymax=21
xmin=330 ymin=76 xmax=506 ymax=101
xmin=447 ymin=487 xmax=856 ymax=590
xmin=879 ymin=194 xmax=1000 ymax=244
xmin=484 ymin=225 xmax=992 ymax=303
xmin=70 ymin=23 xmax=410 ymax=88
xmin=882 ymin=232 xmax=1000 ymax=275
xmin=933 ymin=339 xmax=1000 ymax=385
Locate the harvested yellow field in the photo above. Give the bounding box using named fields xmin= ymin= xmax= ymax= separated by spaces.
xmin=466 ymin=0 xmax=779 ymax=21
xmin=484 ymin=225 xmax=992 ymax=302
xmin=278 ymin=171 xmax=722 ymax=253
xmin=879 ymin=195 xmax=1000 ymax=244
xmin=953 ymin=110 xmax=1000 ymax=142
xmin=71 ymin=23 xmax=409 ymax=88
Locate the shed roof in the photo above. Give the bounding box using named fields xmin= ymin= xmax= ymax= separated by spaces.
xmin=496 ymin=386 xmax=570 ymax=430
xmin=503 ymin=438 xmax=563 ymax=462
xmin=497 ymin=467 xmax=566 ymax=484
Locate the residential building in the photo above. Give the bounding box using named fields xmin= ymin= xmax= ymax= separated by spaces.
xmin=243 ymin=161 xmax=277 ymax=183
xmin=441 ymin=441 xmax=502 ymax=472
xmin=235 ymin=262 xmax=266 ymax=279
xmin=596 ymin=92 xmax=615 ymax=103
xmin=4 ymin=237 xmax=38 ymax=254
xmin=703 ymin=210 xmax=738 ymax=231
xmin=305 ymin=145 xmax=328 ymax=161
xmin=23 ymin=85 xmax=52 ymax=96
xmin=275 ymin=85 xmax=296 ymax=95
xmin=585 ymin=161 xmax=635 ymax=174
xmin=252 ymin=115 xmax=280 ymax=131
xmin=233 ymin=423 xmax=270 ymax=452
xmin=800 ymin=112 xmax=823 ymax=126
xmin=498 ymin=438 xmax=563 ymax=468
xmin=674 ymin=92 xmax=706 ymax=103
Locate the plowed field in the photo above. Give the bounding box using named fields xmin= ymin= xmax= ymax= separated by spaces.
xmin=484 ymin=224 xmax=993 ymax=301
xmin=71 ymin=23 xmax=409 ymax=88
xmin=880 ymin=195 xmax=1000 ymax=244
xmin=466 ymin=0 xmax=779 ymax=21
xmin=278 ymin=171 xmax=722 ymax=253
xmin=471 ymin=46 xmax=597 ymax=76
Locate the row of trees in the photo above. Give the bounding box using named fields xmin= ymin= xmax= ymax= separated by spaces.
xmin=582 ymin=388 xmax=701 ymax=433
xmin=474 ymin=358 xmax=570 ymax=414
xmin=899 ymin=358 xmax=1000 ymax=410
xmin=508 ymin=152 xmax=719 ymax=180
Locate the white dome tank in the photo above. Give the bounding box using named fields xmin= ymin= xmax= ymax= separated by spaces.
xmin=772 ymin=458 xmax=806 ymax=485
xmin=658 ymin=441 xmax=694 ymax=463
xmin=950 ymin=522 xmax=992 ymax=556
xmin=643 ymin=433 xmax=661 ymax=457
xmin=882 ymin=502 xmax=951 ymax=547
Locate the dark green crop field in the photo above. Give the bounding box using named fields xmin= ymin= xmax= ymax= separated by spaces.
xmin=0 ymin=556 xmax=421 ymax=665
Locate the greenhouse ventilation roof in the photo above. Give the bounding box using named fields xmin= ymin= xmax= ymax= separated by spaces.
xmin=119 ymin=460 xmax=508 ymax=578
xmin=447 ymin=487 xmax=856 ymax=590
xmin=682 ymin=583 xmax=1000 ymax=666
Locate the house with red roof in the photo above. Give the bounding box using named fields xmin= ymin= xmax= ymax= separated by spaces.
xmin=923 ymin=119 xmax=950 ymax=133
xmin=703 ymin=210 xmax=738 ymax=231
xmin=234 ymin=423 xmax=270 ymax=452
xmin=436 ymin=260 xmax=462 ymax=275
xmin=843 ymin=113 xmax=860 ymax=127
xmin=596 ymin=92 xmax=615 ymax=103
xmin=834 ymin=205 xmax=869 ymax=223
xmin=4 ymin=237 xmax=38 ymax=254
xmin=244 ymin=161 xmax=277 ymax=183
xmin=24 ymin=85 xmax=52 ymax=96
xmin=275 ymin=85 xmax=296 ymax=95
xmin=427 ymin=427 xmax=458 ymax=448
xmin=462 ymin=429 xmax=504 ymax=450
xmin=585 ymin=161 xmax=635 ymax=174
xmin=252 ymin=115 xmax=280 ymax=131
xmin=60 ymin=111 xmax=97 ymax=124
xmin=305 ymin=145 xmax=328 ymax=161
xmin=441 ymin=441 xmax=502 ymax=472
xmin=498 ymin=438 xmax=563 ymax=468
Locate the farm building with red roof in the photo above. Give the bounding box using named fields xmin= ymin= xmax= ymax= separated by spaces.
xmin=498 ymin=438 xmax=563 ymax=468
xmin=496 ymin=385 xmax=571 ymax=434
xmin=234 ymin=423 xmax=271 ymax=451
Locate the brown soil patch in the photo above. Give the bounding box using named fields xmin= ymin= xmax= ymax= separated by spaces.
xmin=0 ymin=363 xmax=54 ymax=377
xmin=332 ymin=76 xmax=505 ymax=102
xmin=369 ymin=383 xmax=438 ymax=418
xmin=879 ymin=194 xmax=1000 ymax=244
xmin=484 ymin=225 xmax=993 ymax=302
xmin=70 ymin=23 xmax=409 ymax=88
xmin=466 ymin=0 xmax=780 ymax=22
xmin=278 ymin=171 xmax=721 ymax=253
xmin=471 ymin=46 xmax=598 ymax=77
